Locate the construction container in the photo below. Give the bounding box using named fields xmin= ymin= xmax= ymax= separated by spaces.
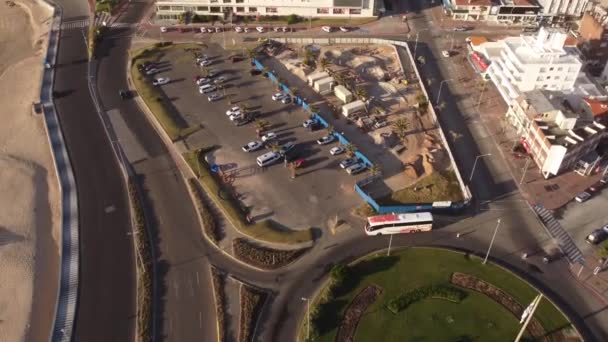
xmin=334 ymin=85 xmax=353 ymax=104
xmin=342 ymin=100 xmax=366 ymax=118
xmin=314 ymin=77 xmax=334 ymax=95
xmin=307 ymin=71 xmax=329 ymax=86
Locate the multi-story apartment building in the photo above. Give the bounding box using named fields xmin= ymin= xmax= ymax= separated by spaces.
xmin=578 ymin=9 xmax=608 ymax=74
xmin=506 ymin=89 xmax=606 ymax=178
xmin=155 ymin=0 xmax=376 ymax=21
xmin=536 ymin=0 xmax=589 ymax=21
xmin=444 ymin=0 xmax=587 ymax=23
xmin=477 ymin=27 xmax=583 ymax=103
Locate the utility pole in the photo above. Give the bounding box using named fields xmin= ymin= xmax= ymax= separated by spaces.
xmin=520 ymin=157 xmax=531 ymax=185
xmin=483 ymin=219 xmax=501 ymax=265
xmin=301 ymin=297 xmax=310 ymax=340
xmin=387 ymin=234 xmax=394 ymax=256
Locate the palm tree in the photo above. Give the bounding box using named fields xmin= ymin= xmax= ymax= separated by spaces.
xmin=246 ymin=47 xmax=258 ymax=61
xmin=354 ymin=87 xmax=368 ymax=101
xmin=346 ymin=143 xmax=358 ymax=158
xmin=267 ymin=141 xmax=280 ymax=153
xmin=303 ymin=49 xmax=315 ymax=66
xmin=288 ymin=86 xmax=299 ymax=99
xmin=325 ymin=124 xmax=334 ymax=135
xmin=276 ymin=76 xmax=286 ymax=90
xmin=392 ymin=118 xmax=410 ymax=143
xmin=369 ymin=163 xmax=382 ymax=176
xmin=254 ymin=119 xmax=270 ymax=137
xmin=319 ymin=57 xmax=330 ymax=71
xmin=308 ymin=104 xmax=319 ymax=114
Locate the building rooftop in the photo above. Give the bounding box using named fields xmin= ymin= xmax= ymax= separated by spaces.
xmin=583 ymin=97 xmax=608 ymax=118
xmin=503 ymin=34 xmax=581 ymax=65
xmin=467 ymin=36 xmax=489 ymax=47
xmin=501 ymin=0 xmax=539 ymax=6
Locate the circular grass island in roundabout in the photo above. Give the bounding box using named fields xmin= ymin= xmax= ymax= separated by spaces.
xmin=300 ymin=248 xmax=582 ymax=342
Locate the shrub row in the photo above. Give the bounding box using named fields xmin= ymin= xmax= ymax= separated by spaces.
xmin=127 ymin=180 xmax=153 ymax=342
xmin=188 ymin=178 xmax=221 ymax=245
xmin=211 ymin=267 xmax=227 ymax=342
xmin=387 ymin=284 xmax=466 ymax=314
xmin=232 ymin=238 xmax=308 ymax=270
xmin=239 ymin=284 xmax=268 ymax=342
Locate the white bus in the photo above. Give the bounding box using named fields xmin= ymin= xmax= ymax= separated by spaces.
xmin=364 ymin=212 xmax=433 ymax=236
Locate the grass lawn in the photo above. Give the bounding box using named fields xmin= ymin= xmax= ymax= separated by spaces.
xmin=305 ymin=248 xmax=573 ymax=342
xmin=378 ymin=170 xmax=464 ymax=205
xmin=129 ymin=43 xmax=204 ymax=141
xmin=183 ymin=150 xmax=313 ymax=245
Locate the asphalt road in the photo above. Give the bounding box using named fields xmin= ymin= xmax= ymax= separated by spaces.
xmin=51 ymin=1 xmax=135 ymax=341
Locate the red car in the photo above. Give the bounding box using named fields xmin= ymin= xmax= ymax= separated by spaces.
xmin=588 ymin=181 xmax=604 ymax=193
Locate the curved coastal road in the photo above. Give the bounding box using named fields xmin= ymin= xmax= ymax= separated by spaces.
xmin=51 ymin=0 xmax=135 ymax=341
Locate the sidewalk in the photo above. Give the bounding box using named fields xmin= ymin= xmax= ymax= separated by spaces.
xmin=570 ymin=255 xmax=608 ymax=305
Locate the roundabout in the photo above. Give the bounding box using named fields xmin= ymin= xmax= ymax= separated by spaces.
xmin=300 ymin=248 xmax=580 ymax=342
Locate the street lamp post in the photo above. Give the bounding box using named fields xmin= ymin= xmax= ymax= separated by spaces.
xmin=469 ymin=153 xmax=492 ymax=182
xmin=436 ymin=78 xmax=454 ymax=105
xmin=301 ymin=297 xmax=310 ymax=340
xmin=413 ymin=28 xmax=430 ymax=60
xmin=483 ymin=219 xmax=501 ymax=265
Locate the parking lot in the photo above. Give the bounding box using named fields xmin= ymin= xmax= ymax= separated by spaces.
xmin=149 ymin=43 xmax=365 ymax=230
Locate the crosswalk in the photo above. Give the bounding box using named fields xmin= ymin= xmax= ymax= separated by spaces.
xmin=60 ymin=12 xmax=133 ymax=30
xmin=533 ymin=204 xmax=584 ymax=264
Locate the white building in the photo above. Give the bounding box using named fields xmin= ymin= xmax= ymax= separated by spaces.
xmin=478 ymin=27 xmax=583 ymax=103
xmin=156 ymin=0 xmax=376 ymax=21
xmin=536 ymin=0 xmax=589 ymax=21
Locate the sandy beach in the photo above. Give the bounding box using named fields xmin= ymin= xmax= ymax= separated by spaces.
xmin=0 ymin=0 xmax=59 ymax=341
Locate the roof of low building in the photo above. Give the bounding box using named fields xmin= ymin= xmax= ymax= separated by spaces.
xmin=583 ymin=97 xmax=608 ymax=118
xmin=454 ymin=0 xmax=494 ymax=6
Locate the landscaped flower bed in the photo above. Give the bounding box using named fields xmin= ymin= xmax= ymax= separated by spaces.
xmin=232 ymin=238 xmax=308 ymax=270
xmin=335 ymin=285 xmax=382 ymax=342
xmin=239 ymin=284 xmax=268 ymax=342
xmin=211 ymin=267 xmax=227 ymax=342
xmin=188 ymin=178 xmax=222 ymax=245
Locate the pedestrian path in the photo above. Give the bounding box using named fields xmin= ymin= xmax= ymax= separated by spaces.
xmin=533 ymin=205 xmax=584 ymax=264
xmin=60 ymin=12 xmax=133 ymax=30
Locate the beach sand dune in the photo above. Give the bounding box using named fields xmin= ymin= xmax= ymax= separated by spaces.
xmin=0 ymin=0 xmax=59 ymax=341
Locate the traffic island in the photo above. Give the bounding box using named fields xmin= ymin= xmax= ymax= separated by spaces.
xmin=232 ymin=238 xmax=309 ymax=270
xmin=300 ymin=248 xmax=581 ymax=342
xmin=239 ymin=282 xmax=269 ymax=342
xmin=188 ymin=178 xmax=223 ymax=245
xmin=210 ymin=266 xmax=228 ymax=342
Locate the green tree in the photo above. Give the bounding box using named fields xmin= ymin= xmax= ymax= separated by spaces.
xmin=319 ymin=57 xmax=330 ymax=71
xmin=369 ymin=163 xmax=382 ymax=176
xmin=254 ymin=119 xmax=270 ymax=136
xmin=354 ymin=87 xmax=368 ymax=101
xmin=392 ymin=118 xmax=410 ymax=143
xmin=246 ymin=47 xmax=258 ymax=61
xmin=302 ymin=49 xmax=315 ymax=67
xmin=178 ymin=11 xmax=191 ymax=24
xmin=286 ymin=14 xmax=301 ymax=25
xmin=308 ymin=104 xmax=319 ymax=114
xmin=325 ymin=124 xmax=334 ymax=135
xmin=330 ymin=264 xmax=351 ymax=284
xmin=346 ymin=143 xmax=358 ymax=158
xmin=288 ymin=86 xmax=299 ymax=98
xmin=267 ymin=141 xmax=280 ymax=153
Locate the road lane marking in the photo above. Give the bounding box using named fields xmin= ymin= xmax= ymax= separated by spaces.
xmin=174 ymin=280 xmax=179 ymax=298
xmin=199 ymin=311 xmax=203 ymax=328
xmin=189 ymin=277 xmax=195 ymax=297
xmin=196 ymin=271 xmax=200 ymax=285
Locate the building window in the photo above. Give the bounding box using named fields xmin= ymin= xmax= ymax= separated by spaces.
xmin=158 ymin=5 xmax=170 ymax=10
xmin=546 ymin=76 xmax=551 ymax=79
xmin=333 ymin=8 xmax=346 ymax=14
xmin=236 ymin=6 xmax=244 ymax=12
xmin=554 ymin=76 xmax=560 ymax=80
xmin=236 ymin=0 xmax=243 ymax=2
xmin=223 ymin=0 xmax=231 ymax=3
xmin=349 ymin=8 xmax=361 ymax=14
xmin=196 ymin=6 xmax=208 ymax=11
xmin=557 ymin=67 xmax=563 ymax=71
xmin=317 ymin=7 xmax=329 ymax=14
xmin=543 ymin=84 xmax=547 ymax=88
xmin=210 ymin=6 xmax=221 ymax=12
xmin=248 ymin=7 xmax=257 ymax=12
xmin=549 ymin=67 xmax=554 ymax=71
xmin=601 ymin=42 xmax=608 ymax=48
xmin=266 ymin=7 xmax=277 ymax=13
xmin=210 ymin=0 xmax=218 ymax=2
xmin=171 ymin=6 xmax=184 ymax=11
xmin=540 ymin=67 xmax=546 ymax=72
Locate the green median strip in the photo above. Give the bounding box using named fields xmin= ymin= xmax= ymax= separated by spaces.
xmin=183 ymin=150 xmax=313 ymax=245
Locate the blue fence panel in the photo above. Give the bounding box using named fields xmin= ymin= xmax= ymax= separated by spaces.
xmin=302 ymin=101 xmax=309 ymax=112
xmin=280 ymin=84 xmax=290 ymax=93
xmin=313 ymin=114 xmax=329 ymax=128
xmin=354 ymin=151 xmax=373 ymax=167
xmin=354 ymin=184 xmax=380 ymax=212
xmin=333 ymin=132 xmax=350 ymax=146
xmin=377 ymin=204 xmax=434 ymax=214
xmin=253 ymin=58 xmax=263 ymax=70
xmin=268 ymin=72 xmax=278 ymax=83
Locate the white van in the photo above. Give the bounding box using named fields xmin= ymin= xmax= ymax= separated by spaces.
xmin=199 ymin=84 xmax=216 ymax=94
xmin=256 ymin=152 xmax=281 ymax=167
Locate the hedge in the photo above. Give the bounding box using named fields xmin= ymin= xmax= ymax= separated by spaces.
xmin=232 ymin=238 xmax=308 ymax=270
xmin=188 ymin=178 xmax=221 ymax=245
xmin=211 ymin=267 xmax=227 ymax=342
xmin=387 ymin=284 xmax=466 ymax=314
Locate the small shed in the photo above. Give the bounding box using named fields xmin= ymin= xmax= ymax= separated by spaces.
xmin=307 ymin=71 xmax=329 ymax=86
xmin=342 ymin=100 xmax=366 ymax=118
xmin=314 ymin=77 xmax=334 ymax=95
xmin=334 ymin=85 xmax=353 ymax=104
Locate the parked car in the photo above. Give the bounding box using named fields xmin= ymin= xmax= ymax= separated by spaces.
xmin=256 ymin=26 xmax=265 ymax=33
xmin=196 ymin=55 xmax=209 ymax=63
xmin=196 ymin=77 xmax=211 ymax=86
xmin=160 ymin=26 xmax=167 ymax=33
xmin=272 ymin=92 xmax=287 ymax=101
xmin=152 ymin=77 xmax=170 ymax=86
xmin=235 ymin=26 xmax=243 ymax=33
xmin=317 ymin=135 xmax=335 ymax=145
xmin=585 ymin=224 xmax=608 ymax=244
xmin=308 ymin=122 xmax=322 ymax=131
xmin=213 ymin=76 xmax=226 ymax=84
xmin=215 ymin=27 xmax=222 ymax=33
xmin=281 ymin=96 xmax=292 ymax=104
xmin=242 ymin=141 xmax=263 ymax=152
xmin=145 ymin=68 xmax=160 ymax=75
xmin=322 ymin=26 xmax=332 ymax=33
xmin=199 ymin=59 xmax=212 ymax=67
xmin=339 ymin=26 xmax=349 ymax=32
xmin=228 ymin=112 xmax=243 ymax=121
xmin=575 ymin=191 xmax=592 ymax=203
xmin=261 ymin=132 xmax=277 ymax=142
xmin=226 ymin=106 xmax=241 ymax=116
xmin=346 ymin=163 xmax=366 ymax=175
xmin=340 ymin=158 xmax=359 ymax=169
xmin=257 ymin=151 xmax=282 ymax=167
xmin=234 ymin=116 xmax=254 ymax=126
xmin=303 ymin=119 xmax=317 ymax=128
xmin=119 ymin=89 xmax=129 ymax=100
xmin=601 ymin=175 xmax=608 ymax=184
xmin=279 ymin=142 xmax=296 ymax=155
xmin=200 ymin=27 xmax=207 ymax=33
xmin=208 ymin=93 xmax=222 ymax=102
xmin=199 ymin=84 xmax=217 ymax=94
xmin=453 ymin=26 xmax=469 ymax=32
xmin=330 ymin=146 xmax=345 ymax=155
xmin=373 ymin=121 xmax=388 ymax=129
xmin=273 ymin=26 xmax=281 ymax=32
xmin=441 ymin=50 xmax=451 ymax=58
xmin=588 ymin=181 xmax=604 ymax=193
xmin=281 ymin=26 xmax=289 ymax=32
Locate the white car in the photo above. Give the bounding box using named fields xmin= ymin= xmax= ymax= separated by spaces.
xmin=208 ymin=93 xmax=222 ymax=101
xmin=199 ymin=59 xmax=212 ymax=67
xmin=346 ymin=163 xmax=366 ymax=175
xmin=152 ymin=77 xmax=170 ymax=86
xmin=261 ymin=132 xmax=277 ymax=142
xmin=317 ymin=135 xmax=335 ymax=145
xmin=575 ymin=192 xmax=592 ymax=203
xmin=226 ymin=106 xmax=241 ymax=116
xmin=322 ymin=26 xmax=332 ymax=33
xmin=282 ymin=27 xmax=289 ymax=32
xmin=303 ymin=119 xmax=316 ymax=128
xmin=339 ymin=26 xmax=349 ymax=32
xmin=235 ymin=26 xmax=243 ymax=33
xmin=215 ymin=27 xmax=222 ymax=33
xmin=244 ymin=27 xmax=250 ymax=33
xmin=145 ymin=68 xmax=160 ymax=75
xmin=196 ymin=55 xmax=209 ymax=63
xmin=160 ymin=26 xmax=167 ymax=33
xmin=330 ymin=146 xmax=345 ymax=155
xmin=196 ymin=77 xmax=211 ymax=86
xmin=213 ymin=76 xmax=226 ymax=84
xmin=273 ymin=27 xmax=281 ymax=32
xmin=272 ymin=92 xmax=287 ymax=101
xmin=256 ymin=26 xmax=265 ymax=33
xmin=242 ymin=141 xmax=263 ymax=152
xmin=200 ymin=27 xmax=207 ymax=33
xmin=441 ymin=50 xmax=451 ymax=58
xmin=228 ymin=112 xmax=243 ymax=121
